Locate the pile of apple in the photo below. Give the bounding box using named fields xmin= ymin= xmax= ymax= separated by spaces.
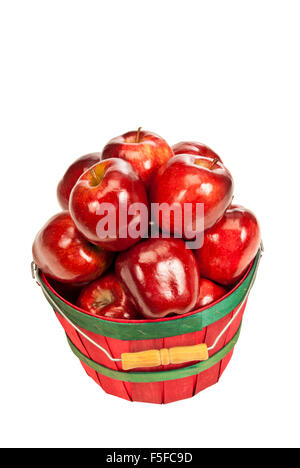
xmin=32 ymin=129 xmax=261 ymax=320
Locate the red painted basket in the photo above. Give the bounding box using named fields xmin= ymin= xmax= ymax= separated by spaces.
xmin=32 ymin=247 xmax=262 ymax=404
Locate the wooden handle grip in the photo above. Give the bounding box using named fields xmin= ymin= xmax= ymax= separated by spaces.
xmin=121 ymin=344 xmax=209 ymax=371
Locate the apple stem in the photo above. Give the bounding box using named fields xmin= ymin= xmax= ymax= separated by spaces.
xmin=93 ymin=299 xmax=111 ymax=309
xmin=135 ymin=127 xmax=142 ymax=143
xmin=210 ymin=158 xmax=219 ymax=170
xmin=90 ymin=167 xmax=100 ymax=185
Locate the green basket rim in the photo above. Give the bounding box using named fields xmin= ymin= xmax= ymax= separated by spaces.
xmin=40 ymin=248 xmax=261 ymax=341
xmin=66 ymin=324 xmax=241 ymax=383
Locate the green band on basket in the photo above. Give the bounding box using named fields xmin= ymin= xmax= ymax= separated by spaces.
xmin=40 ymin=248 xmax=260 ymax=341
xmin=66 ymin=325 xmax=241 ymax=383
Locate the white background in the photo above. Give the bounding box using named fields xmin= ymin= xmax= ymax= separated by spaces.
xmin=0 ymin=0 xmax=299 ymax=449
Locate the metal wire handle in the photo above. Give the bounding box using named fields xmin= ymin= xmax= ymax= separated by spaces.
xmin=32 ymin=245 xmax=262 ymax=364
xmin=33 ymin=264 xmax=121 ymax=362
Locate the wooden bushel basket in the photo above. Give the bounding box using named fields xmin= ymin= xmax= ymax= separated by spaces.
xmin=33 ymin=247 xmax=262 ymax=404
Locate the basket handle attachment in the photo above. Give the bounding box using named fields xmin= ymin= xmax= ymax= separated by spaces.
xmin=32 ymin=244 xmax=263 ymax=371
xmin=121 ymin=344 xmax=209 ymax=371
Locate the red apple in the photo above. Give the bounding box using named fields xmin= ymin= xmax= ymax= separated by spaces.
xmin=101 ymin=128 xmax=174 ymax=189
xmin=172 ymin=141 xmax=222 ymax=162
xmin=77 ymin=272 xmax=140 ymax=320
xmin=195 ymin=205 xmax=261 ymax=286
xmin=150 ymin=154 xmax=234 ymax=237
xmin=57 ymin=152 xmax=101 ymax=210
xmin=195 ymin=278 xmax=227 ymax=309
xmin=115 ymin=238 xmax=200 ymax=319
xmin=32 ymin=212 xmax=113 ymax=284
xmin=69 ymin=158 xmax=148 ymax=252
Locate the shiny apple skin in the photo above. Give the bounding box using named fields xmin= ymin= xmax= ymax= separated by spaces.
xmin=172 ymin=141 xmax=222 ymax=162
xmin=77 ymin=273 xmax=140 ymax=320
xmin=101 ymin=130 xmax=174 ymax=189
xmin=195 ymin=205 xmax=261 ymax=286
xmin=32 ymin=212 xmax=113 ymax=285
xmin=69 ymin=158 xmax=149 ymax=252
xmin=57 ymin=152 xmax=101 ymax=210
xmin=115 ymin=238 xmax=200 ymax=319
xmin=150 ymin=154 xmax=234 ymax=235
xmin=195 ymin=278 xmax=227 ymax=309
